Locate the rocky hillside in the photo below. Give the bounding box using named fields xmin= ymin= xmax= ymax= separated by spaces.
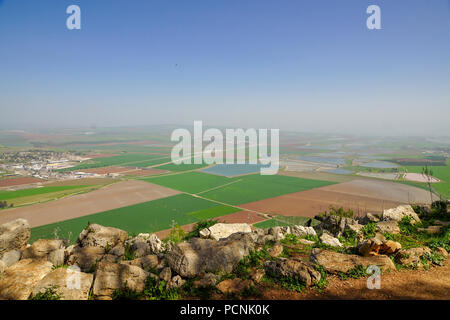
xmin=0 ymin=204 xmax=448 ymax=300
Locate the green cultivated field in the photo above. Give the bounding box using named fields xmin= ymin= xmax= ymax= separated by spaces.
xmin=0 ymin=185 xmax=87 ymax=201
xmin=154 ymin=162 xmax=209 ymax=172
xmin=402 ymin=161 xmax=450 ymax=198
xmin=30 ymin=194 xmax=235 ymax=243
xmin=198 ymin=174 xmax=334 ymax=205
xmin=188 ymin=205 xmax=240 ymax=220
xmin=145 ymin=171 xmax=334 ymax=205
xmin=57 ymin=153 xmax=171 ymax=172
xmin=143 ymin=171 xmax=232 ymax=194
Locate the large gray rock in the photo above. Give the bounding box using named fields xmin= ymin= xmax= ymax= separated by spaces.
xmin=92 ymin=261 xmax=149 ymax=300
xmin=264 ymin=258 xmax=321 ymax=287
xmin=120 ymin=254 xmax=160 ymax=271
xmin=31 ymin=267 xmax=94 ymax=300
xmin=167 ymin=232 xmax=256 ymax=278
xmin=0 ymin=249 xmax=21 ymax=268
xmin=382 ymin=205 xmax=421 ymax=224
xmin=22 ymin=239 xmax=68 ymax=261
xmin=394 ymin=247 xmax=432 ymax=269
xmin=78 ymin=224 xmax=128 ymax=248
xmin=126 ymin=233 xmax=168 ymax=257
xmin=0 ymin=219 xmax=30 ymax=259
xmin=67 ymin=246 xmax=105 ymax=272
xmin=200 ymin=223 xmax=252 ymax=241
xmin=0 ymin=258 xmax=53 ymax=300
xmin=319 ymin=232 xmax=343 ymax=247
xmin=376 ymin=221 xmax=400 ymax=234
xmin=316 ymin=215 xmax=362 ymax=237
xmin=310 ymin=248 xmax=396 ymax=274
xmin=291 ymin=225 xmax=317 ymax=238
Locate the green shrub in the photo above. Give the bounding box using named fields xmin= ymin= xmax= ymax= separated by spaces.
xmin=30 ymin=286 xmax=61 ymax=300
xmin=165 ymin=224 xmax=186 ymax=244
xmin=142 ymin=277 xmax=180 ymax=300
xmin=337 ymin=265 xmax=367 ymax=280
xmin=361 ymin=223 xmax=377 ymax=238
xmin=184 ymin=219 xmax=218 ymax=240
xmin=319 ymin=206 xmax=354 ymax=218
xmin=123 ymin=243 xmax=136 ymax=261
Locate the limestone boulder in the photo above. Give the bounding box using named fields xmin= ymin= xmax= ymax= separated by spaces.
xmin=21 ymin=239 xmax=68 ymax=268
xmin=394 ymin=247 xmax=432 ymax=268
xmin=376 ymin=220 xmax=400 ymax=234
xmin=166 ymin=232 xmax=256 ymax=278
xmin=0 ymin=219 xmax=30 ymax=259
xmin=193 ymin=273 xmax=219 ymax=288
xmin=319 ymin=232 xmax=343 ymax=247
xmin=92 ymin=261 xmax=149 ymax=299
xmin=67 ymin=246 xmax=105 ymax=272
xmin=167 ymin=275 xmax=186 ymax=289
xmin=0 ymin=249 xmax=21 ymax=268
xmin=267 ymin=244 xmax=284 ymax=258
xmin=216 ymin=278 xmax=253 ymax=295
xmin=316 ymin=215 xmax=362 ymax=237
xmin=291 ymin=225 xmax=317 ymax=238
xmin=310 ymin=248 xmax=396 ymax=274
xmin=120 ymin=254 xmax=160 ymax=271
xmin=264 ymin=258 xmax=321 ymax=287
xmin=159 ymin=267 xmax=172 ymax=282
xmin=382 ymin=205 xmax=421 ymax=224
xmin=78 ymin=224 xmax=128 ymax=248
xmin=0 ymin=259 xmax=53 ymax=300
xmin=200 ymin=223 xmax=252 ymax=241
xmin=31 ymin=267 xmax=94 ymax=300
xmin=357 ymin=233 xmax=401 ymax=257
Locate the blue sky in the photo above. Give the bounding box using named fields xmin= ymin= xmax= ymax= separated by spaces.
xmin=0 ymin=0 xmax=449 ymax=135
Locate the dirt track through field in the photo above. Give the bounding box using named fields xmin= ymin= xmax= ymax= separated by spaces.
xmin=0 ymin=181 xmax=180 ymax=227
xmin=262 ymin=260 xmax=450 ymax=300
xmin=240 ymin=179 xmax=435 ymax=217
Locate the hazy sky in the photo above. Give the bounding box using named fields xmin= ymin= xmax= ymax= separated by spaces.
xmin=0 ymin=0 xmax=449 ymax=136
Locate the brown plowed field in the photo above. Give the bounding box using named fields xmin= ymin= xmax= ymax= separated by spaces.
xmin=0 ymin=177 xmax=44 ymax=188
xmin=240 ymin=179 xmax=434 ymax=217
xmin=0 ymin=180 xmax=180 ymax=227
xmin=215 ymin=211 xmax=267 ymax=224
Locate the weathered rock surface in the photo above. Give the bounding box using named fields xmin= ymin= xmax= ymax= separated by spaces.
xmin=67 ymin=246 xmax=105 ymax=272
xmin=78 ymin=224 xmax=128 ymax=248
xmin=316 ymin=215 xmax=362 ymax=237
xmin=167 ymin=275 xmax=185 ymax=289
xmin=22 ymin=239 xmax=68 ymax=264
xmin=376 ymin=220 xmax=400 ymax=234
xmin=167 ymin=232 xmax=256 ymax=278
xmin=0 ymin=249 xmax=21 ymax=268
xmin=193 ymin=273 xmax=219 ymax=288
xmin=291 ymin=225 xmax=317 ymax=238
xmin=264 ymin=258 xmax=321 ymax=287
xmin=0 ymin=259 xmax=53 ymax=300
xmin=382 ymin=205 xmax=421 ymax=224
xmin=126 ymin=233 xmax=168 ymax=257
xmin=0 ymin=219 xmax=30 ymax=259
xmin=120 ymin=254 xmax=160 ymax=271
xmin=394 ymin=247 xmax=432 ymax=268
xmin=159 ymin=267 xmax=172 ymax=282
xmin=267 ymin=244 xmax=284 ymax=257
xmin=31 ymin=267 xmax=94 ymax=300
xmin=200 ymin=223 xmax=252 ymax=241
xmin=358 ymin=213 xmax=380 ymax=224
xmin=310 ymin=249 xmax=396 ymax=274
xmin=319 ymin=232 xmax=343 ymax=247
xmin=93 ymin=261 xmax=149 ymax=299
xmin=268 ymin=227 xmax=286 ymax=241
xmin=216 ymin=278 xmax=253 ymax=295
xmin=358 ymin=233 xmax=401 ymax=257
xmin=250 ymin=268 xmax=266 ymax=283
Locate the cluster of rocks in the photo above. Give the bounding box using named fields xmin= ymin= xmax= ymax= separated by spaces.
xmin=0 ymin=204 xmax=447 ymax=300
